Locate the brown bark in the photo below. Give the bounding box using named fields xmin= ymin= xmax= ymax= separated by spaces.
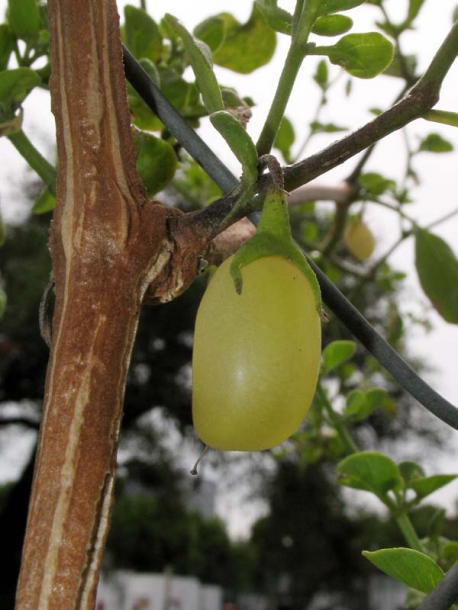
xmin=15 ymin=1 xmax=208 ymax=608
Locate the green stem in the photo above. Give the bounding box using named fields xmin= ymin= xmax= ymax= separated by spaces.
xmin=423 ymin=109 xmax=458 ymax=128
xmin=8 ymin=130 xmax=56 ymax=196
xmin=316 ymin=383 xmax=359 ymax=455
xmin=418 ymin=18 xmax=458 ymax=93
xmin=257 ymin=186 xmax=292 ymax=240
xmin=395 ymin=511 xmax=425 ymax=553
xmin=256 ymin=43 xmax=306 ymax=156
xmin=256 ymin=0 xmax=320 ymax=156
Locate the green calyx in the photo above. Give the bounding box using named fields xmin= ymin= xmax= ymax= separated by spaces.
xmin=230 ymin=187 xmax=322 ymax=313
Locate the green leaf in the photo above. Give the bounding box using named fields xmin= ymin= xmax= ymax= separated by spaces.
xmin=359 ymin=172 xmax=396 ymax=197
xmin=363 ymin=548 xmax=444 ymax=594
xmin=418 ymin=133 xmax=454 ymax=153
xmin=0 ymin=24 xmax=15 ymax=71
xmin=317 ymin=0 xmax=366 ymax=17
xmin=415 ymin=229 xmax=458 ymax=324
xmin=133 ymin=131 xmax=178 ymax=196
xmin=399 ymin=461 xmax=425 ymax=485
xmin=366 ymin=388 xmax=394 ymax=413
xmin=196 ymin=6 xmax=276 ymax=74
xmin=0 ymin=68 xmax=41 ymax=122
xmin=166 ymin=14 xmax=224 ymax=114
xmin=123 ymin=5 xmax=163 ymax=62
xmin=342 ymin=387 xmax=391 ymax=422
xmin=324 ymin=32 xmax=394 ymax=79
xmin=158 ymin=65 xmax=203 ymax=116
xmin=442 ymin=541 xmax=458 ymax=567
xmin=312 ymin=15 xmax=353 ymax=37
xmin=193 ymin=16 xmax=226 ymax=52
xmin=313 ymin=59 xmax=329 ymax=90
xmin=411 ymin=475 xmax=458 ymax=500
xmin=209 ymin=110 xmax=258 ymax=183
xmin=7 ymin=0 xmax=40 ymax=41
xmin=310 ymin=121 xmax=347 ymax=133
xmin=406 ymin=0 xmax=426 ymax=24
xmin=32 ymin=185 xmax=55 ymax=214
xmin=343 ymin=389 xmax=368 ymax=421
xmin=322 ymin=340 xmax=356 ymax=373
xmin=337 ymin=452 xmax=402 ymax=499
xmin=255 ymin=0 xmax=292 ymax=35
xmin=273 ymin=116 xmax=295 ymax=163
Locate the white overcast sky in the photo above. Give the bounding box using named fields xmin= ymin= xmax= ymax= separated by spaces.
xmin=1 ymin=0 xmax=458 ymax=535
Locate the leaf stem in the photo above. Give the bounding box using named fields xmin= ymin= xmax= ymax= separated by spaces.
xmin=395 ymin=511 xmax=425 ymax=553
xmin=316 ymin=383 xmax=359 ymax=455
xmin=7 ymin=130 xmax=56 ymax=196
xmin=256 ymin=43 xmax=306 ymax=156
xmin=423 ymin=109 xmax=458 ymax=128
xmin=256 ymin=0 xmax=320 ymax=156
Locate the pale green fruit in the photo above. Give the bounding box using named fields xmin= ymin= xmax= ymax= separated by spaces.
xmin=192 ymin=255 xmax=321 ymax=451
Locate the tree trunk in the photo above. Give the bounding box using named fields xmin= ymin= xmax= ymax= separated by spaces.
xmin=15 ymin=0 xmax=196 ymax=607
